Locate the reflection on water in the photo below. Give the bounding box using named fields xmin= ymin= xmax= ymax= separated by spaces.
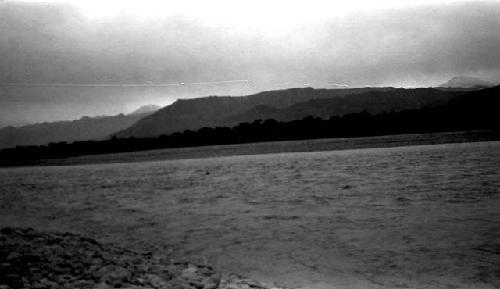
xmin=1 ymin=141 xmax=500 ymax=289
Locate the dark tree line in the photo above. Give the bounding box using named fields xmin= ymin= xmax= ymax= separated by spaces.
xmin=0 ymin=88 xmax=499 ymax=166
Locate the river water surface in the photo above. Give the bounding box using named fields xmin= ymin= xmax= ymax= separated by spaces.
xmin=1 ymin=141 xmax=499 ymax=289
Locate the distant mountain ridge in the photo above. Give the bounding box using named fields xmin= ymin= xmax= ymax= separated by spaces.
xmin=2 ymin=85 xmax=499 ymax=166
xmin=0 ymin=107 xmax=157 ymax=149
xmin=130 ymin=104 xmax=161 ymax=115
xmin=114 ymin=87 xmax=463 ymax=139
xmin=227 ymin=88 xmax=459 ymax=123
xmin=113 ymin=87 xmax=396 ymax=138
xmin=439 ymin=76 xmax=496 ymax=89
xmin=0 ymin=86 xmax=478 ymax=149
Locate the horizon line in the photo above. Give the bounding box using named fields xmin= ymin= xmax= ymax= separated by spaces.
xmin=0 ymin=80 xmax=251 ymax=88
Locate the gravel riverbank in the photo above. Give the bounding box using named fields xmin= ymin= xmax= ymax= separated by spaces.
xmin=0 ymin=227 xmax=275 ymax=289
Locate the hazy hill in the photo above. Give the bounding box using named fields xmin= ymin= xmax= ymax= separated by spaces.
xmin=0 ymin=109 xmax=157 ymax=149
xmin=1 ymin=86 xmax=498 ymax=166
xmin=229 ymin=88 xmax=460 ymax=123
xmin=114 ymin=87 xmax=461 ymax=138
xmin=129 ymin=104 xmax=161 ymax=115
xmin=438 ymin=76 xmax=496 ymax=89
xmin=113 ymin=87 xmax=396 ymax=138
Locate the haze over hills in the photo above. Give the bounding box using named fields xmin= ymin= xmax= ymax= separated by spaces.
xmin=113 ymin=87 xmax=396 ymax=138
xmin=438 ymin=76 xmax=497 ymax=89
xmin=114 ymin=87 xmax=464 ymax=139
xmin=227 ymin=88 xmax=461 ymax=124
xmin=0 ymin=106 xmax=159 ymax=149
xmin=0 ymin=83 xmax=489 ymax=150
xmin=2 ymin=1 xmax=500 ymax=129
xmin=1 ymin=85 xmax=499 ymax=166
xmin=129 ymin=104 xmax=162 ymax=115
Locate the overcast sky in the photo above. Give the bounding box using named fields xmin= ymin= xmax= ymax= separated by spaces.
xmin=1 ymin=0 xmax=500 ymax=127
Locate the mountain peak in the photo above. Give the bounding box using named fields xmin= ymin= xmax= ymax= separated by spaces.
xmin=129 ymin=104 xmax=161 ymax=115
xmin=439 ymin=76 xmax=495 ymax=89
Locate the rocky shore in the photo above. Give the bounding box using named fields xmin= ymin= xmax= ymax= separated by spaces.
xmin=0 ymin=227 xmax=273 ymax=289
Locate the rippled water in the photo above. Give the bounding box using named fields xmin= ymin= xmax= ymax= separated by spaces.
xmin=1 ymin=141 xmax=499 ymax=289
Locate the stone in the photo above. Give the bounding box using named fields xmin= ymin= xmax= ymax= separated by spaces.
xmin=181 ymin=266 xmax=199 ymax=280
xmin=202 ymin=280 xmax=218 ymax=289
xmin=145 ymin=274 xmax=170 ymax=289
xmin=93 ymin=282 xmax=111 ymax=289
xmin=98 ymin=265 xmax=131 ymax=285
xmin=6 ymin=251 xmax=21 ymax=260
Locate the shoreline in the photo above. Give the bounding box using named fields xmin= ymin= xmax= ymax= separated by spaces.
xmin=4 ymin=129 xmax=500 ymax=167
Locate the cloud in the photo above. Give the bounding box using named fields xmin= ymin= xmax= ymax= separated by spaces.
xmin=0 ymin=1 xmax=499 ymax=126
